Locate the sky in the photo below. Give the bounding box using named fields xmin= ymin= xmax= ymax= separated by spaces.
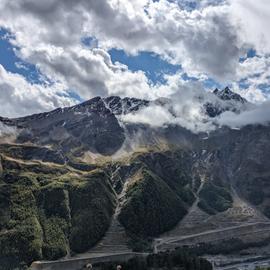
xmin=0 ymin=0 xmax=270 ymax=118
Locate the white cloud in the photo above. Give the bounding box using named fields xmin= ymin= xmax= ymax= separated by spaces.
xmin=26 ymin=46 xmax=158 ymax=100
xmin=121 ymin=80 xmax=219 ymax=133
xmin=93 ymin=1 xmax=241 ymax=81
xmin=0 ymin=65 xmax=75 ymax=117
xmin=233 ymin=55 xmax=270 ymax=103
xmin=0 ymin=0 xmax=243 ymax=97
xmin=229 ymin=0 xmax=270 ymax=54
xmin=121 ymin=105 xmax=173 ymax=127
xmin=236 ymin=56 xmax=270 ymax=80
xmin=217 ymin=100 xmax=270 ymax=128
xmin=121 ymin=85 xmax=270 ymax=133
xmin=233 ymin=84 xmax=267 ymax=104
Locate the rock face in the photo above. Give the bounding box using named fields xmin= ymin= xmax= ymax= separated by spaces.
xmin=0 ymin=88 xmax=269 ymax=268
xmin=7 ymin=97 xmax=125 ymax=156
xmin=203 ymin=125 xmax=270 ymax=218
xmin=104 ymin=96 xmax=150 ymax=115
xmin=205 ymin=87 xmax=248 ymax=117
xmin=214 ymin=87 xmax=247 ymax=103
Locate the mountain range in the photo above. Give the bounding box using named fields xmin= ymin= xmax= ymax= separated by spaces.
xmin=0 ymin=87 xmax=269 ymax=268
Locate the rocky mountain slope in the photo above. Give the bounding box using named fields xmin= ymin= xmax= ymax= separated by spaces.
xmin=0 ymin=88 xmax=269 ymax=268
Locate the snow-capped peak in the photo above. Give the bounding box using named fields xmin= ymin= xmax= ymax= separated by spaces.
xmin=214 ymin=87 xmax=247 ymax=104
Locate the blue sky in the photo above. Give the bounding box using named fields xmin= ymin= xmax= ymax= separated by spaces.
xmin=0 ymin=28 xmax=45 ymax=84
xmin=82 ymin=36 xmax=182 ymax=85
xmin=109 ymin=49 xmax=181 ymax=84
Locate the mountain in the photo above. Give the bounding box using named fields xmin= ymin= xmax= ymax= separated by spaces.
xmin=204 ymin=87 xmax=248 ymax=117
xmin=0 ymin=87 xmax=249 ymax=156
xmin=0 ymin=88 xmax=269 ymax=269
xmin=104 ymin=96 xmax=150 ymax=115
xmin=214 ymin=86 xmax=247 ymax=103
xmin=105 ymin=87 xmax=249 ymax=119
xmin=5 ymin=97 xmax=125 ymax=156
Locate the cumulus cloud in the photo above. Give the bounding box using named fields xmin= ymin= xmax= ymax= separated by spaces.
xmin=121 ymin=90 xmax=270 ymax=133
xmin=120 ymin=81 xmax=219 ymax=133
xmin=88 ymin=0 xmax=242 ymax=81
xmin=0 ymin=65 xmax=75 ymax=117
xmin=229 ymin=0 xmax=270 ymax=54
xmin=0 ymin=0 xmax=243 ymax=99
xmin=121 ymin=105 xmax=173 ymax=127
xmin=121 ymin=103 xmax=215 ymax=133
xmin=118 ymin=77 xmax=270 ymax=133
xmin=81 ymin=0 xmax=241 ymax=81
xmin=233 ymin=55 xmax=270 ymax=103
xmin=217 ymin=100 xmax=270 ymax=128
xmin=26 ymin=46 xmax=158 ymax=100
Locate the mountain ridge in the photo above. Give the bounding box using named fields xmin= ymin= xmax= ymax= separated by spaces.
xmin=0 ymin=87 xmax=252 ymax=157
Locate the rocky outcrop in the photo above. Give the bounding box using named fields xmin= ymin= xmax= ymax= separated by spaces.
xmin=6 ymin=97 xmax=125 ymax=156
